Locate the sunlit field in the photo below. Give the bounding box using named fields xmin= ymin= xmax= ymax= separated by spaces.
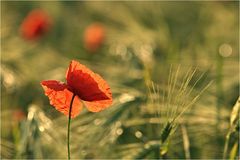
xmin=1 ymin=1 xmax=239 ymax=159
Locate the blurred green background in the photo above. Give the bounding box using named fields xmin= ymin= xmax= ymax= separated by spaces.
xmin=1 ymin=1 xmax=239 ymax=159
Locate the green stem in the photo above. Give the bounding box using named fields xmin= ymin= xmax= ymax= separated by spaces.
xmin=154 ymin=146 xmax=160 ymax=159
xmin=68 ymin=94 xmax=76 ymax=160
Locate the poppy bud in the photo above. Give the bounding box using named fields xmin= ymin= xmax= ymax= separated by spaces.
xmin=84 ymin=23 xmax=105 ymax=52
xmin=20 ymin=9 xmax=51 ymax=40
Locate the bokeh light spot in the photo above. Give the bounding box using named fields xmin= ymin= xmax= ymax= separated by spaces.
xmin=219 ymin=43 xmax=232 ymax=57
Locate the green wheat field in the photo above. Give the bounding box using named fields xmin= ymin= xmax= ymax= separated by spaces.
xmin=1 ymin=1 xmax=239 ymax=159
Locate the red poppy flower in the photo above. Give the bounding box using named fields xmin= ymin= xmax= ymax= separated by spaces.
xmin=20 ymin=9 xmax=51 ymax=40
xmin=84 ymin=23 xmax=105 ymax=52
xmin=41 ymin=60 xmax=112 ymax=118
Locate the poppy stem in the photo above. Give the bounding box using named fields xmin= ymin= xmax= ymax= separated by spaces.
xmin=67 ymin=94 xmax=76 ymax=160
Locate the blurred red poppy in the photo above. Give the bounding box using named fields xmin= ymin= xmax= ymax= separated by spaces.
xmin=20 ymin=9 xmax=51 ymax=40
xmin=13 ymin=109 xmax=26 ymax=122
xmin=41 ymin=60 xmax=112 ymax=118
xmin=84 ymin=23 xmax=105 ymax=52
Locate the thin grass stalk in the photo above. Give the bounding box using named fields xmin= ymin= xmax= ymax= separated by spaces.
xmin=223 ymin=132 xmax=230 ymax=159
xmin=150 ymin=82 xmax=161 ymax=132
xmin=216 ymin=54 xmax=223 ymax=128
xmin=169 ymin=66 xmax=180 ymax=118
xmin=223 ymin=97 xmax=240 ymax=159
xmin=166 ymin=66 xmax=173 ymax=119
xmin=181 ymin=125 xmax=191 ymax=160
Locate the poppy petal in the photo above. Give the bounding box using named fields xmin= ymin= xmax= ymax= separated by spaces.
xmin=83 ymin=99 xmax=113 ymax=112
xmin=66 ymin=60 xmax=112 ymax=104
xmin=41 ymin=80 xmax=82 ymax=118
